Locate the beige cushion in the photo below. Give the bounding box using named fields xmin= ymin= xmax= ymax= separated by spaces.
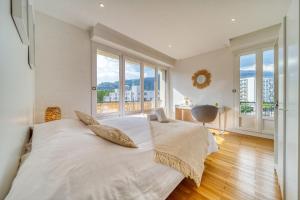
xmin=155 ymin=108 xmax=169 ymax=123
xmin=88 ymin=125 xmax=137 ymax=148
xmin=74 ymin=111 xmax=100 ymax=126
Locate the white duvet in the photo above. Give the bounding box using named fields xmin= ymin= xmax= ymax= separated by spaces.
xmin=5 ymin=116 xmax=217 ymax=200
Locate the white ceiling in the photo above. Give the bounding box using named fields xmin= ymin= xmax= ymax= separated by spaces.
xmin=34 ymin=0 xmax=290 ymax=59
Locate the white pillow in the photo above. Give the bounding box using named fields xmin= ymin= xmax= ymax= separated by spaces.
xmin=155 ymin=108 xmax=169 ymax=123
xmin=147 ymin=114 xmax=157 ymax=121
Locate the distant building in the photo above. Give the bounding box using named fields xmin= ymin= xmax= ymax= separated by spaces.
xmin=240 ymin=77 xmax=274 ymax=103
xmin=102 ymin=84 xmax=158 ymax=103
xmin=109 ymin=89 xmax=119 ymax=101
xmin=103 ymin=86 xmax=144 ymax=102
xmin=263 ymin=78 xmax=274 ymax=102
xmin=240 ymin=77 xmax=255 ymax=102
xmin=102 ymin=89 xmax=119 ymax=102
xmin=144 ymin=90 xmax=154 ymax=101
xmin=125 ymin=85 xmax=140 ymax=102
xmin=240 ymin=79 xmax=248 ymax=101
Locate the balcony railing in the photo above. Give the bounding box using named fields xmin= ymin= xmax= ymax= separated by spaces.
xmin=240 ymin=101 xmax=256 ymax=116
xmin=262 ymin=102 xmax=275 ymax=117
xmin=240 ymin=101 xmax=275 ymax=117
xmin=97 ymin=101 xmax=155 ymax=114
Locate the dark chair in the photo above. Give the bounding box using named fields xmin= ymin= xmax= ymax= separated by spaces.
xmin=191 ymin=105 xmax=218 ymax=126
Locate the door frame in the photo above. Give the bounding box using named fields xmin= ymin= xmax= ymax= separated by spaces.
xmin=234 ymin=42 xmax=278 ymax=135
xmin=275 ymin=16 xmax=286 ymax=198
xmin=261 ymin=46 xmax=278 ymax=135
xmin=234 ymin=49 xmax=259 ymax=133
xmin=91 ymin=42 xmax=123 ymax=118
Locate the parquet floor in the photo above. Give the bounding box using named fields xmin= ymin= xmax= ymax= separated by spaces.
xmin=167 ymin=130 xmax=282 ymax=200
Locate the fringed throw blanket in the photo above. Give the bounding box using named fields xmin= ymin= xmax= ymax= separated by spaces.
xmin=150 ymin=120 xmax=209 ymax=187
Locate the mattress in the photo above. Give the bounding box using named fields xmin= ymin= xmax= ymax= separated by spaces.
xmin=5 ymin=116 xmax=217 ymax=200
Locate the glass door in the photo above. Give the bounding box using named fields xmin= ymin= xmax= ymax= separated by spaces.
xmin=124 ymin=59 xmax=141 ymax=114
xmin=237 ymin=48 xmax=275 ymax=134
xmin=262 ymin=49 xmax=275 ymax=133
xmin=238 ymin=53 xmax=257 ymax=130
xmin=96 ymin=50 xmax=121 ymax=116
xmin=143 ymin=65 xmax=156 ymax=112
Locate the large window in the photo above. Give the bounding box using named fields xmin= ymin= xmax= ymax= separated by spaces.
xmin=239 ymin=53 xmax=256 ymax=116
xmin=94 ymin=46 xmax=168 ymax=117
xmin=125 ymin=59 xmax=141 ymax=113
xmin=144 ymin=66 xmax=155 ymax=111
xmin=96 ymin=50 xmax=120 ymax=114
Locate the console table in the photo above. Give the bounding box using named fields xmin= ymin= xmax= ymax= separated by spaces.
xmin=175 ymin=106 xmax=194 ymax=122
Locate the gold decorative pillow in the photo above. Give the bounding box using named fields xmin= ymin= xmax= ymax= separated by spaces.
xmin=88 ymin=125 xmax=137 ymax=148
xmin=74 ymin=111 xmax=100 ymax=126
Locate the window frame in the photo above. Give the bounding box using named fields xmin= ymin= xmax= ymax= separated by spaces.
xmin=143 ymin=64 xmax=157 ymax=113
xmin=238 ymin=51 xmax=258 ymax=117
xmin=124 ymin=56 xmax=142 ymax=115
xmin=92 ymin=45 xmax=123 ymax=118
xmin=233 ymin=42 xmax=276 ymax=134
xmin=92 ymin=42 xmax=168 ymax=118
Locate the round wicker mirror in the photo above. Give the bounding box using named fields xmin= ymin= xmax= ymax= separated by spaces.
xmin=192 ymin=69 xmax=211 ymax=89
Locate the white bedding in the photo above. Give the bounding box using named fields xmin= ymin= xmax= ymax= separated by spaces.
xmin=5 ymin=116 xmax=217 ymax=200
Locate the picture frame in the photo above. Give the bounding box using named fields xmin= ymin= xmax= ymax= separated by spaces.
xmin=27 ymin=2 xmax=35 ymax=69
xmin=191 ymin=69 xmax=211 ymax=89
xmin=11 ymin=0 xmax=29 ymax=45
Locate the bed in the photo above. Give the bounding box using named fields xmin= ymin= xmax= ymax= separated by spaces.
xmin=5 ymin=116 xmax=218 ymax=200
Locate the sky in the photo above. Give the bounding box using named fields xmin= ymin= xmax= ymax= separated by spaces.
xmin=97 ymin=54 xmax=155 ymax=84
xmin=240 ymin=49 xmax=274 ymax=78
xmin=97 ymin=49 xmax=274 ymax=83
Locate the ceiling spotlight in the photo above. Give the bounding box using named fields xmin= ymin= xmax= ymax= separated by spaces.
xmin=231 ymin=18 xmax=236 ymax=22
xmin=168 ymin=44 xmax=172 ymax=48
xmin=99 ymin=3 xmax=104 ymax=7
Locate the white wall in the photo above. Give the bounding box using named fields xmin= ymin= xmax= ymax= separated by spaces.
xmin=0 ymin=0 xmax=35 ymax=198
xmin=230 ymin=24 xmax=281 ymax=52
xmin=35 ymin=13 xmax=91 ymax=123
xmin=171 ymin=47 xmax=234 ymax=129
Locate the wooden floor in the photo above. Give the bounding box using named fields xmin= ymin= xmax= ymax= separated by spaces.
xmin=167 ymin=130 xmax=282 ymax=200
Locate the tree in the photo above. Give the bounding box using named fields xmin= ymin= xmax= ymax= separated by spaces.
xmin=97 ymin=90 xmax=111 ymax=103
xmin=240 ymin=103 xmax=254 ymax=114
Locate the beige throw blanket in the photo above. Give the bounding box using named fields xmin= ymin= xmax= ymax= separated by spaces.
xmin=150 ymin=120 xmax=209 ymax=187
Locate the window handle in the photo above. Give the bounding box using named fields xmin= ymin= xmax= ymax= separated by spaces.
xmin=92 ymin=87 xmax=97 ymax=91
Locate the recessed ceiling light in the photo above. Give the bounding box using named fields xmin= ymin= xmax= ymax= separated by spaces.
xmin=99 ymin=3 xmax=104 ymax=7
xmin=168 ymin=44 xmax=172 ymax=48
xmin=231 ymin=18 xmax=236 ymax=22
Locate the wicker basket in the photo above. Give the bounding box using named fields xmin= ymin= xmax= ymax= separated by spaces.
xmin=45 ymin=107 xmax=61 ymax=122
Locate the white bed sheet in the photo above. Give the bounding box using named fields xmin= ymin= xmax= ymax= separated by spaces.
xmin=5 ymin=116 xmax=217 ymax=200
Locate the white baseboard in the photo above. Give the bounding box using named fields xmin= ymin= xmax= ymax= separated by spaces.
xmin=205 ymin=126 xmax=274 ymax=139
xmin=172 ymin=118 xmax=275 ymax=139
xmin=225 ymin=128 xmax=274 ymax=139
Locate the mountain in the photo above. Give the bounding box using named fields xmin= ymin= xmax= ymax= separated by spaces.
xmin=144 ymin=77 xmax=155 ymax=90
xmin=97 ymin=82 xmax=119 ymax=90
xmin=240 ymin=70 xmax=274 ymax=78
xmin=97 ymin=77 xmax=156 ymax=90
